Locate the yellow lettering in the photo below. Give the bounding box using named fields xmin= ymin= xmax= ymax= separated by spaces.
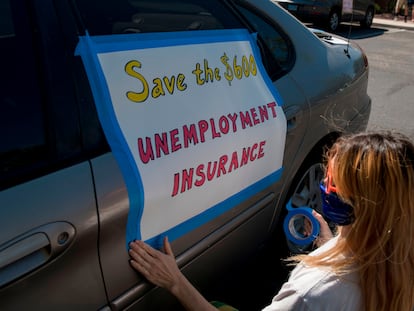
xmin=176 ymin=74 xmax=187 ymax=91
xmin=163 ymin=76 xmax=175 ymax=94
xmin=152 ymin=78 xmax=165 ymax=98
xmin=125 ymin=60 xmax=149 ymax=103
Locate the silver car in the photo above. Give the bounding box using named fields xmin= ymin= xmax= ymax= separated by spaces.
xmin=274 ymin=0 xmax=376 ymax=32
xmin=0 ymin=0 xmax=370 ymax=310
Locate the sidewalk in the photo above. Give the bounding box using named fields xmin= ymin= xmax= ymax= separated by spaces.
xmin=373 ymin=13 xmax=414 ymax=30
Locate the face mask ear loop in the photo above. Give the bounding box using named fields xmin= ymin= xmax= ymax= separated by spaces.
xmin=325 ymin=173 xmax=337 ymax=194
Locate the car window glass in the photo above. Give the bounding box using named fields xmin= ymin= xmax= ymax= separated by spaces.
xmin=0 ymin=0 xmax=49 ymax=190
xmin=0 ymin=0 xmax=14 ymax=38
xmin=235 ymin=4 xmax=294 ymax=73
xmin=74 ymin=0 xmax=244 ymax=35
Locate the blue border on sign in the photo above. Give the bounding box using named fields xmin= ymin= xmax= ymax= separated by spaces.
xmin=75 ymin=29 xmax=284 ymax=249
xmin=146 ymin=167 xmax=283 ymax=249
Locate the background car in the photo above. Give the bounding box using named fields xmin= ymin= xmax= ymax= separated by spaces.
xmin=273 ymin=0 xmax=376 ymax=32
xmin=0 ymin=0 xmax=370 ymax=310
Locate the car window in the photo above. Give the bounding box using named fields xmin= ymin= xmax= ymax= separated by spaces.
xmin=0 ymin=1 xmax=49 ymax=190
xmin=234 ymin=3 xmax=294 ymax=75
xmin=74 ymin=0 xmax=244 ymax=35
xmin=73 ymin=0 xmax=291 ymax=82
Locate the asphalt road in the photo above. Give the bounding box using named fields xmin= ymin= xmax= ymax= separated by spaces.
xmin=337 ymin=24 xmax=414 ymax=141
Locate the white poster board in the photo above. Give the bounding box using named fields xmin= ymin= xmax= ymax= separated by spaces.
xmin=75 ymin=29 xmax=287 ymax=247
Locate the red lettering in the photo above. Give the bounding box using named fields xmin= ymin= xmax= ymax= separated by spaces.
xmin=154 ymin=132 xmax=169 ymax=158
xmin=198 ymin=120 xmax=208 ymax=142
xmin=171 ymin=140 xmax=267 ymax=196
xmin=227 ymin=113 xmax=238 ymax=132
xmin=195 ymin=164 xmax=205 ymax=187
xmin=258 ymin=105 xmax=269 ymax=122
xmin=250 ymin=108 xmax=260 ymax=125
xmin=240 ymin=111 xmax=252 ymax=129
xmin=170 ymin=128 xmax=181 ymax=152
xmin=228 ymin=151 xmax=239 ymax=173
xmin=258 ymin=140 xmax=266 ymax=158
xmin=171 ymin=173 xmax=180 ymax=197
xmin=181 ymin=168 xmax=194 ymax=193
xmin=219 ymin=116 xmax=230 ymax=134
xmin=250 ymin=143 xmax=258 ymax=161
xmin=240 ymin=147 xmax=250 ymax=166
xmin=267 ymin=102 xmax=277 ymax=118
xmin=210 ymin=118 xmax=221 ymax=139
xmin=217 ymin=154 xmax=228 ymax=177
xmin=137 ymin=137 xmax=154 ymax=164
xmin=207 ymin=161 xmax=217 ymax=181
xmin=183 ymin=124 xmax=199 ymax=148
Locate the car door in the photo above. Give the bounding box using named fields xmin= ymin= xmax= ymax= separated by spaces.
xmin=73 ymin=0 xmax=282 ymax=308
xmin=353 ymin=0 xmax=370 ymax=19
xmin=0 ymin=1 xmax=107 ymax=309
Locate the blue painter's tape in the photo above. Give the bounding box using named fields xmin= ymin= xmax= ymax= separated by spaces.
xmin=283 ymin=200 xmax=319 ymax=246
xmin=75 ymin=32 xmax=144 ymax=246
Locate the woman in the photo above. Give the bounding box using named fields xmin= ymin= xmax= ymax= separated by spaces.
xmin=129 ymin=131 xmax=414 ymax=311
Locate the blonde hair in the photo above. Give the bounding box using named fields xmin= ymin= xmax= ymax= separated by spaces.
xmin=297 ymin=131 xmax=414 ymax=311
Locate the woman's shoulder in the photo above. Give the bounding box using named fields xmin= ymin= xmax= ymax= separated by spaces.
xmin=309 ymin=235 xmax=339 ymax=256
xmin=263 ymin=241 xmax=361 ymax=311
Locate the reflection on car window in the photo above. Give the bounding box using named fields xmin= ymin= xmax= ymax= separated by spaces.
xmin=0 ymin=1 xmax=48 ymax=189
xmin=75 ymin=0 xmax=244 ymax=35
xmin=235 ymin=4 xmax=294 ymax=74
xmin=0 ymin=0 xmax=14 ymax=38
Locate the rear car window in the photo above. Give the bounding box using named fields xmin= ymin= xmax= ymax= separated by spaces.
xmin=73 ymin=0 xmax=245 ymax=35
xmin=73 ymin=0 xmax=292 ymax=80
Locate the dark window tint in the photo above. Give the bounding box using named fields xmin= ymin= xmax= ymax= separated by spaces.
xmin=75 ymin=0 xmax=244 ymax=35
xmin=0 ymin=0 xmax=14 ymax=38
xmin=0 ymin=1 xmax=48 ymax=189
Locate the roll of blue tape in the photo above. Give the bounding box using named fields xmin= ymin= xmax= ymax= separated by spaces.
xmin=283 ymin=200 xmax=320 ymax=246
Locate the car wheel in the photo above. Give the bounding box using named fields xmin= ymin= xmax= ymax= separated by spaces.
xmin=327 ymin=10 xmax=340 ymax=32
xmin=288 ymin=162 xmax=324 ymax=213
xmin=283 ymin=159 xmax=325 ymax=253
xmin=360 ymin=7 xmax=374 ymax=28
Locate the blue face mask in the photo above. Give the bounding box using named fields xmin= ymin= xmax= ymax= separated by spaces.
xmin=319 ymin=183 xmax=355 ymax=225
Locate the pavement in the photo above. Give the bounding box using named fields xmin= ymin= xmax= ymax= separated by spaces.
xmin=373 ymin=13 xmax=414 ymax=30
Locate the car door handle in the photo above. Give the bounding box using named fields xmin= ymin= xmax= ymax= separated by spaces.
xmin=284 ymin=105 xmax=303 ymax=132
xmin=0 ymin=221 xmax=75 ymax=287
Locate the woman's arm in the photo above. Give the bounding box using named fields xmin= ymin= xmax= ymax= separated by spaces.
xmin=129 ymin=237 xmax=217 ymax=311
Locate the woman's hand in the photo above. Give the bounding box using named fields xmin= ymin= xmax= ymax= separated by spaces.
xmin=312 ymin=210 xmax=334 ymax=247
xmin=129 ymin=237 xmax=218 ymax=311
xmin=129 ymin=237 xmax=183 ymax=292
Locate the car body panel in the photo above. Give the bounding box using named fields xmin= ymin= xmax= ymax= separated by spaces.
xmin=0 ymin=163 xmax=107 ymax=310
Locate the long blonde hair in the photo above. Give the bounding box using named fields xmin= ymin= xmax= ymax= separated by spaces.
xmin=298 ymin=131 xmax=414 ymax=311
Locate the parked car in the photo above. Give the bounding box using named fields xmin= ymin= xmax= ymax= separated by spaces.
xmin=0 ymin=0 xmax=370 ymax=310
xmin=273 ymin=0 xmax=376 ymax=32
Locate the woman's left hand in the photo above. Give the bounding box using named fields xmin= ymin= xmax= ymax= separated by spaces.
xmin=129 ymin=237 xmax=184 ymax=292
xmin=312 ymin=210 xmax=334 ymax=247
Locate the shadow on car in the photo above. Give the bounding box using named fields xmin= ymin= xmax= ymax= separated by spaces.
xmin=304 ymin=21 xmax=389 ymax=39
